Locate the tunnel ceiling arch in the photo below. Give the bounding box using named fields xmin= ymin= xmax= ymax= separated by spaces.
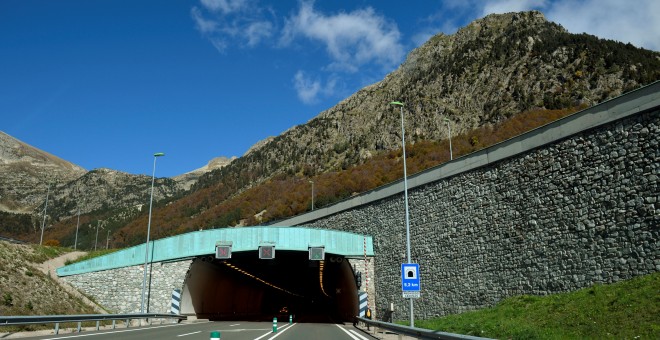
xmin=57 ymin=226 xmax=374 ymax=277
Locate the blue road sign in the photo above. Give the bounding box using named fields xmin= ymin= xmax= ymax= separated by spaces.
xmin=401 ymin=263 xmax=420 ymax=293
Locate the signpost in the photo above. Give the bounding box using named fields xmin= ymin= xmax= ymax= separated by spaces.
xmin=401 ymin=263 xmax=420 ymax=299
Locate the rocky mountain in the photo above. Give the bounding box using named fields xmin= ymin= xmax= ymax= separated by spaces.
xmin=173 ymin=156 xmax=236 ymax=190
xmin=194 ymin=11 xmax=659 ymax=190
xmin=2 ymin=11 xmax=659 ymax=245
xmin=0 ymin=131 xmax=86 ymax=213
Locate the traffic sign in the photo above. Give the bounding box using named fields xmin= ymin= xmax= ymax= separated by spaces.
xmin=401 ymin=263 xmax=420 ymax=298
xmin=215 ymin=241 xmax=232 ymax=259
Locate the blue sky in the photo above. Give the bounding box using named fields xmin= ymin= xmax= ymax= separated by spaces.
xmin=2 ymin=0 xmax=658 ymax=178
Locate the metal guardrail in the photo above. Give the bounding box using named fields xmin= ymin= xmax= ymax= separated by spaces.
xmin=356 ymin=317 xmax=493 ymax=340
xmin=0 ymin=313 xmax=186 ymax=335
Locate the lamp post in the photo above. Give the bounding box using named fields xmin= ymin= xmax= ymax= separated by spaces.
xmin=444 ymin=117 xmax=453 ymax=160
xmin=309 ymin=180 xmax=315 ymax=211
xmin=39 ymin=182 xmax=51 ymax=246
xmin=389 ymin=101 xmax=414 ymax=327
xmin=94 ymin=220 xmax=101 ymax=251
xmin=141 ymin=152 xmax=165 ymax=314
xmin=74 ymin=205 xmax=81 ymax=250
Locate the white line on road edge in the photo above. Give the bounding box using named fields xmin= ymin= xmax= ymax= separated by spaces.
xmin=349 ymin=329 xmax=371 ymax=340
xmin=177 ymin=330 xmax=202 ymax=337
xmin=254 ymin=323 xmax=296 ymax=340
xmin=335 ymin=324 xmax=367 ymax=340
xmin=229 ymin=323 xmax=240 ymax=326
xmin=42 ymin=323 xmax=193 ymax=340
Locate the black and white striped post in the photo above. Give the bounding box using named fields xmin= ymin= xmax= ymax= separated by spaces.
xmin=358 ymin=291 xmax=368 ymax=317
xmin=171 ymin=289 xmax=181 ymax=315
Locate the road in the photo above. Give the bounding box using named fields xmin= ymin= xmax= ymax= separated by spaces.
xmin=26 ymin=321 xmax=376 ymax=340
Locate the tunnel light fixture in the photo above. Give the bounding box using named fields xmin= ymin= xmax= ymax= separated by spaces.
xmin=309 ymin=246 xmax=325 ymax=261
xmin=215 ymin=241 xmax=232 ymax=259
xmin=318 ymin=260 xmax=329 ymax=297
xmin=222 ymin=262 xmax=303 ymax=297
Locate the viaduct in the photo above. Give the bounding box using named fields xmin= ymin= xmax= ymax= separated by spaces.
xmin=58 ymin=81 xmax=659 ymax=321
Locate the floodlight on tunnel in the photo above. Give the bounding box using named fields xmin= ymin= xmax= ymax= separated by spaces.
xmin=215 ymin=241 xmax=232 ymax=259
xmin=259 ymin=244 xmax=275 ymax=259
xmin=309 ymin=246 xmax=325 ymax=260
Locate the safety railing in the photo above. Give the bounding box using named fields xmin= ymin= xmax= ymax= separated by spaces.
xmin=356 ymin=316 xmax=492 ymax=340
xmin=0 ymin=313 xmax=187 ymax=335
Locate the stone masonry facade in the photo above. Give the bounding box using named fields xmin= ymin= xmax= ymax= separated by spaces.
xmin=301 ymin=110 xmax=658 ymax=319
xmin=64 ymin=259 xmax=192 ymax=314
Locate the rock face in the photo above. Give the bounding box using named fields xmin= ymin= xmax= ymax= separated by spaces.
xmin=173 ymin=157 xmax=236 ymax=190
xmin=0 ymin=131 xmax=86 ymax=213
xmin=194 ymin=10 xmax=659 ymax=190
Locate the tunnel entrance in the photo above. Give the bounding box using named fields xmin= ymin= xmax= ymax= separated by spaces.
xmin=182 ymin=250 xmax=359 ymax=322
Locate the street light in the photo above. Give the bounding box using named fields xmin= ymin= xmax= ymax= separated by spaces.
xmin=389 ymin=101 xmax=415 ymax=327
xmin=444 ymin=117 xmax=453 ymax=160
xmin=141 ymin=152 xmax=165 ymax=314
xmin=94 ymin=220 xmax=102 ymax=251
xmin=39 ymin=182 xmax=51 ymax=246
xmin=309 ymin=180 xmax=315 ymax=211
xmin=74 ymin=200 xmax=81 ymax=250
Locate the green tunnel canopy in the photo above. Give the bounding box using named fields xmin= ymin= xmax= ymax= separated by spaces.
xmin=57 ymin=226 xmax=374 ymax=277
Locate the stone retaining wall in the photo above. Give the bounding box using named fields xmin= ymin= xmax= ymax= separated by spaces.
xmin=298 ymin=109 xmax=658 ymax=319
xmin=64 ymin=259 xmax=192 ymax=314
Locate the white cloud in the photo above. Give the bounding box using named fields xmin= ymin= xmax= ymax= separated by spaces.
xmin=293 ymin=71 xmax=341 ymax=104
xmin=200 ymin=0 xmax=249 ymax=15
xmin=281 ymin=1 xmax=404 ymax=72
xmin=481 ymin=0 xmax=548 ymax=15
xmin=544 ymin=0 xmax=660 ymax=51
xmin=191 ymin=6 xmax=218 ymax=34
xmin=245 ymin=21 xmax=273 ymax=47
xmin=293 ymin=70 xmax=322 ymax=104
xmin=192 ymin=0 xmax=274 ymax=51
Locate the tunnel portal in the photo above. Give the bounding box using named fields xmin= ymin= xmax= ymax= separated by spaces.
xmin=181 ymin=250 xmax=359 ymax=322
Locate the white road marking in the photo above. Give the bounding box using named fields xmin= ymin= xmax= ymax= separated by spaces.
xmin=229 ymin=323 xmax=240 ymax=326
xmin=349 ymin=329 xmax=370 ymax=340
xmin=43 ymin=322 xmax=194 ymax=339
xmin=177 ymin=330 xmax=201 ymax=337
xmin=254 ymin=323 xmax=296 ymax=340
xmin=335 ymin=324 xmax=364 ymax=340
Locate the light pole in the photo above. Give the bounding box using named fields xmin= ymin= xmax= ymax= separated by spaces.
xmin=39 ymin=182 xmax=51 ymax=246
xmin=389 ymin=101 xmax=414 ymax=327
xmin=74 ymin=204 xmax=81 ymax=250
xmin=141 ymin=152 xmax=164 ymax=314
xmin=309 ymin=180 xmax=315 ymax=211
xmin=444 ymin=117 xmax=453 ymax=160
xmin=94 ymin=220 xmax=101 ymax=251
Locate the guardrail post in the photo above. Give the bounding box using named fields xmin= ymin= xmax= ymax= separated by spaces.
xmin=126 ymin=319 xmax=130 ymax=328
xmin=77 ymin=321 xmax=81 ymax=333
xmin=54 ymin=322 xmax=59 ymax=334
xmin=272 ymin=317 xmax=277 ymax=333
xmin=96 ymin=320 xmax=100 ymax=330
xmin=112 ymin=320 xmax=116 ymax=329
xmin=210 ymin=331 xmax=221 ymax=339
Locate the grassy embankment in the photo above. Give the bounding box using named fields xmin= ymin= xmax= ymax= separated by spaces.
xmin=412 ymin=272 xmax=660 ymax=339
xmin=0 ymin=241 xmax=101 ymax=333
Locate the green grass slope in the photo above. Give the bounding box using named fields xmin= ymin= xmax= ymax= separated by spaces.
xmin=414 ymin=272 xmax=660 ymax=339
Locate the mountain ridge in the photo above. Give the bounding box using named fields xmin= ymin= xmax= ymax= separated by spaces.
xmin=1 ymin=10 xmax=658 ymax=246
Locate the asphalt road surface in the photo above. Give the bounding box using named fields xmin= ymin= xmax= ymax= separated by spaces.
xmin=26 ymin=321 xmax=376 ymax=340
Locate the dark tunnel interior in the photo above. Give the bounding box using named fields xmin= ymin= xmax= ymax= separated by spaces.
xmin=182 ymin=251 xmax=359 ymax=322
